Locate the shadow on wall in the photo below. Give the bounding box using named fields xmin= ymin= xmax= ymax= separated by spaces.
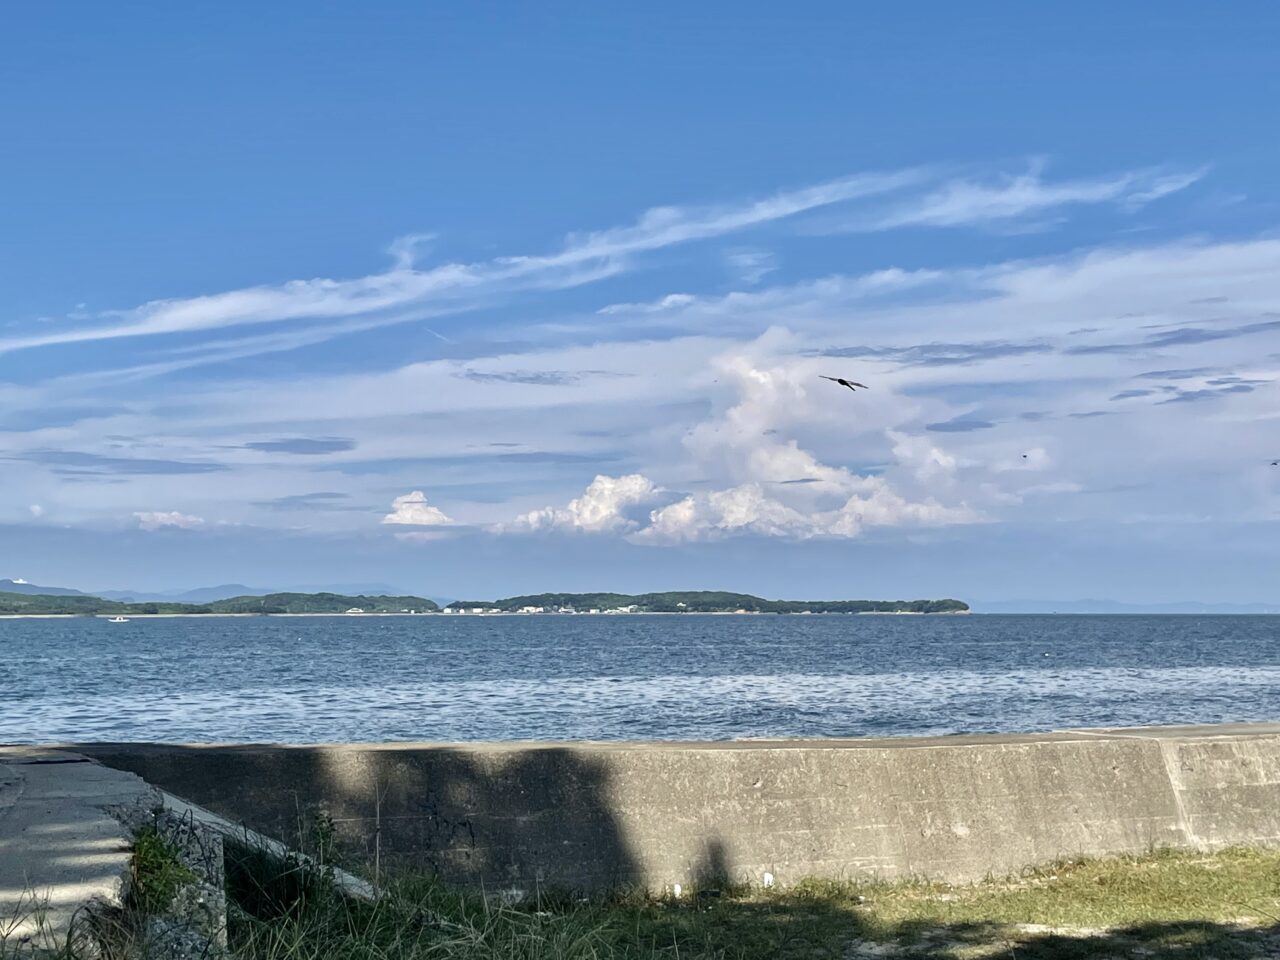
xmin=74 ymin=744 xmax=640 ymax=892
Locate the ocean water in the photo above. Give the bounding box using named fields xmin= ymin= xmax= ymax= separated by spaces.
xmin=2 ymin=614 xmax=1277 ymax=743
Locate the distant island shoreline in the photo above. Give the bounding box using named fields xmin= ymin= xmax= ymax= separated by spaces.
xmin=0 ymin=589 xmax=969 ymax=617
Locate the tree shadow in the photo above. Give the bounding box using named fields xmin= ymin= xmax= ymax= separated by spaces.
xmin=69 ymin=745 xmax=1280 ymax=958
xmin=849 ymin=917 xmax=1280 ymax=959
xmin=75 ymin=743 xmax=639 ymax=894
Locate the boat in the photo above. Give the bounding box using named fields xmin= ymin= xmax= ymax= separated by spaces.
xmin=108 ymin=616 xmax=130 ymax=623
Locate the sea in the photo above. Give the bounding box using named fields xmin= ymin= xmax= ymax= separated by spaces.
xmin=3 ymin=614 xmax=1277 ymax=743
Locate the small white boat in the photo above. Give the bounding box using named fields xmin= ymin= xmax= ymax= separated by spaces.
xmin=108 ymin=616 xmax=130 ymax=623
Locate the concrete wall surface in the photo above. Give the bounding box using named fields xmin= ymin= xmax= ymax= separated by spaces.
xmin=74 ymin=723 xmax=1280 ymax=893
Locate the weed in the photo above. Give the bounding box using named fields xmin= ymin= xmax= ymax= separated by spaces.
xmin=127 ymin=826 xmax=199 ymax=916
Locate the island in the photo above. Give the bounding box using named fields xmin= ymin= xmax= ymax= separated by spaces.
xmin=0 ymin=591 xmax=439 ymax=616
xmin=0 ymin=588 xmax=968 ymax=617
xmin=444 ymin=592 xmax=969 ymax=614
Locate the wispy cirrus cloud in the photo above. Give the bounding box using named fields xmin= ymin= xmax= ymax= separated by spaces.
xmin=0 ymin=170 xmax=922 ymax=359
xmin=847 ymin=163 xmax=1204 ymax=231
xmin=0 ymin=162 xmax=1202 ymax=370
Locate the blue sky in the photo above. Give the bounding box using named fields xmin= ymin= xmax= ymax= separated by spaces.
xmin=2 ymin=3 xmax=1279 ymax=602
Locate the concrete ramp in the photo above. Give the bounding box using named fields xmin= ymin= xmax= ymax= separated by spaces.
xmin=0 ymin=748 xmax=155 ymax=949
xmin=0 ymin=746 xmax=373 ymax=954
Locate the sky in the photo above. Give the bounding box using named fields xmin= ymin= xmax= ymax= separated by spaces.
xmin=2 ymin=3 xmax=1279 ymax=603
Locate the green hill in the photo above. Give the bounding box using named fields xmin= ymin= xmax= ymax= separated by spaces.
xmin=0 ymin=588 xmax=966 ymax=616
xmin=0 ymin=590 xmax=439 ymax=616
xmin=445 ymin=592 xmax=968 ymax=614
xmin=203 ymin=593 xmax=438 ymax=614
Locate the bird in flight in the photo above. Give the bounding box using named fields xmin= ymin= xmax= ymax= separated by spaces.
xmin=820 ymin=375 xmax=868 ymax=392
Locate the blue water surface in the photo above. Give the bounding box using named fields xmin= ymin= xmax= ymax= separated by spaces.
xmin=2 ymin=615 xmax=1277 ymax=743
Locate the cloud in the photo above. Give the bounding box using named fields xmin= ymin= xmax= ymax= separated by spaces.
xmin=724 ymin=249 xmax=777 ymax=286
xmin=381 ymin=491 xmax=453 ymax=527
xmin=889 ymin=431 xmax=959 ymax=483
xmin=636 ymin=479 xmax=977 ymax=543
xmin=852 ymin=164 xmax=1202 ymax=231
xmin=513 ymin=474 xmax=662 ymax=534
xmin=460 ymin=370 xmax=583 ymax=386
xmin=14 ymin=451 xmax=229 ymax=475
xmin=14 ymin=167 xmax=1280 ymax=550
xmin=386 ymin=233 xmax=436 ymax=270
xmin=824 ymin=340 xmax=1051 ymax=367
xmin=244 ymin=437 xmax=357 ymax=455
xmin=597 ymin=293 xmax=698 ymax=316
xmin=0 ymin=169 xmax=919 ymax=359
xmin=253 ymin=492 xmax=354 ymax=512
xmin=588 ymin=344 xmax=980 ymax=543
xmin=3 ymin=162 xmax=1196 ymax=372
xmin=926 ymin=417 xmax=997 ymax=433
xmin=135 ymin=511 xmax=205 ymax=530
xmin=996 ymin=447 xmax=1051 ymax=472
xmin=0 ymin=405 xmax=133 ymax=432
xmin=1136 ymin=368 xmax=1217 ymax=380
xmin=1157 ymin=384 xmax=1256 ymax=404
xmin=1065 ymin=317 xmax=1280 ymax=356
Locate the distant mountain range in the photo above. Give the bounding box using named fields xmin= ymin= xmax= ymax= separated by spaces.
xmin=0 ymin=579 xmax=86 ymax=597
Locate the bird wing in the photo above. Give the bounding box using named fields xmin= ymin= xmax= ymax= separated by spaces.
xmin=819 ymin=376 xmax=839 ymax=382
xmin=849 ymin=382 xmax=868 ymax=389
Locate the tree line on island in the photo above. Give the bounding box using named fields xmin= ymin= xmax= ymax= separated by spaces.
xmin=448 ymin=591 xmax=967 ymax=613
xmin=0 ymin=591 xmax=438 ymax=615
xmin=0 ymin=589 xmax=968 ymax=616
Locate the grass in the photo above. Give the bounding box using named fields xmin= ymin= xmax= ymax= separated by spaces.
xmin=127 ymin=825 xmax=200 ymax=916
xmin=5 ymin=845 xmax=1280 ymax=958
xmin=221 ymin=845 xmax=1280 ymax=960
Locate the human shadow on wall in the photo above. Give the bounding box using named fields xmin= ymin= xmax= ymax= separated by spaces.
xmin=74 ymin=743 xmax=640 ymax=893
xmin=691 ymin=836 xmax=731 ymax=892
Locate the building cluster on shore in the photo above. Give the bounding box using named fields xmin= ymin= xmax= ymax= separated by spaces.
xmin=443 ymin=604 xmax=647 ymax=615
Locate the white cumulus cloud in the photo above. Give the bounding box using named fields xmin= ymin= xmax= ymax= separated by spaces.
xmin=514 ymin=474 xmax=662 ymax=534
xmin=637 ymin=479 xmax=976 ymax=544
xmin=382 ymin=491 xmax=453 ymax=526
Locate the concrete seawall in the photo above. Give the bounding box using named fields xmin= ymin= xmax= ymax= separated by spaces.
xmin=76 ymin=723 xmax=1280 ymax=893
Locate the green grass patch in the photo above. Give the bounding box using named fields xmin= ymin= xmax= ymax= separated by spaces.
xmin=127 ymin=825 xmax=200 ymax=916
xmin=219 ymin=845 xmax=1280 ymax=959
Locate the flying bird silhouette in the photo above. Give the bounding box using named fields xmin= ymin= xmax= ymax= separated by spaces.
xmin=820 ymin=375 xmax=868 ymax=392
